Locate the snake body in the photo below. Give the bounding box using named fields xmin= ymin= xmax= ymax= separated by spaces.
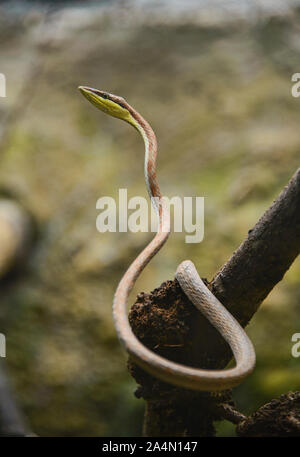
xmin=79 ymin=86 xmax=256 ymax=391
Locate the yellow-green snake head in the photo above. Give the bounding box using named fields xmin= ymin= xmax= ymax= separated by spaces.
xmin=78 ymin=86 xmax=135 ymax=125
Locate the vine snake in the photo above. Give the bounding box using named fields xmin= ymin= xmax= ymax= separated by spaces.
xmin=79 ymin=86 xmax=256 ymax=391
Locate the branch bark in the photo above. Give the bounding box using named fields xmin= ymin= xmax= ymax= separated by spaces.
xmin=193 ymin=166 xmax=300 ymax=370
xmin=129 ymin=168 xmax=300 ymax=436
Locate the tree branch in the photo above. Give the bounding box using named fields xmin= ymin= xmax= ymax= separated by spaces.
xmin=129 ymin=168 xmax=300 ymax=436
xmin=192 ymin=166 xmax=300 ymax=370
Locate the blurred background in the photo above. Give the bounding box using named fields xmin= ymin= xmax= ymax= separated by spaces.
xmin=0 ymin=0 xmax=299 ymax=436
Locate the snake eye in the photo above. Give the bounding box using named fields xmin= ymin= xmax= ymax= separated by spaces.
xmin=101 ymin=93 xmax=109 ymax=100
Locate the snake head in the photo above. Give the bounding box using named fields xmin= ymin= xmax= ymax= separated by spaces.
xmin=78 ymin=86 xmax=133 ymax=124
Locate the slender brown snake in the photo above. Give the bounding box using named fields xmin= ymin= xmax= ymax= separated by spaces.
xmin=79 ymin=86 xmax=256 ymax=391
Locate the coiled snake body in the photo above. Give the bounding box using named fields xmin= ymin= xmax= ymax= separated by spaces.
xmin=79 ymin=86 xmax=256 ymax=391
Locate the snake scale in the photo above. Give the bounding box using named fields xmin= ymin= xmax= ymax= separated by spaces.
xmin=79 ymin=86 xmax=256 ymax=391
